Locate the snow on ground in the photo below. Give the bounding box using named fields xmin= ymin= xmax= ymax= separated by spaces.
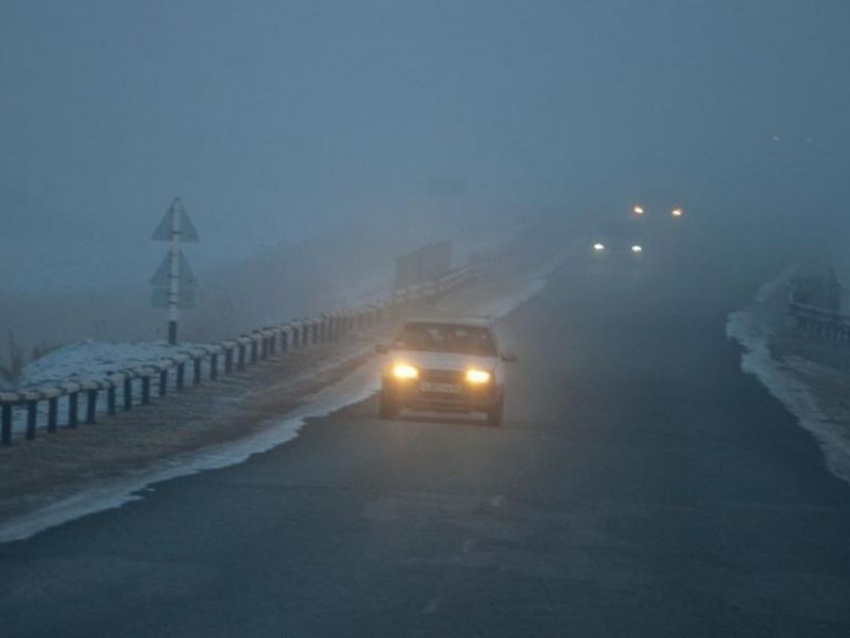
xmin=8 ymin=341 xmax=213 ymax=436
xmin=20 ymin=340 xmax=210 ymax=390
xmin=727 ymin=267 xmax=850 ymax=487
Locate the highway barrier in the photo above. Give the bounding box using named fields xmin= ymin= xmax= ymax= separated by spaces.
xmin=788 ymin=301 xmax=850 ymax=344
xmin=0 ymin=261 xmax=490 ymax=446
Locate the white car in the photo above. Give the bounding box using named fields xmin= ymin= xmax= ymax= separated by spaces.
xmin=376 ymin=318 xmax=516 ymax=426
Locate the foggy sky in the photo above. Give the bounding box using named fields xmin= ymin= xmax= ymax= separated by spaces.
xmin=1 ymin=0 xmax=849 ymax=290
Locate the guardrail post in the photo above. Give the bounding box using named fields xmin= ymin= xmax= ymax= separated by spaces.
xmin=108 ymin=384 xmax=117 ymax=415
xmin=68 ymin=392 xmax=79 ymax=427
xmin=123 ymin=378 xmax=132 ymax=410
xmin=193 ymin=358 xmax=202 ymax=385
xmin=176 ymin=363 xmax=186 ymax=390
xmin=86 ymin=390 xmax=98 ymax=423
xmin=48 ymin=397 xmax=59 ymax=431
xmin=1 ymin=403 xmax=11 ymax=446
xmin=27 ymin=400 xmax=38 ymax=440
xmin=211 ymin=354 xmax=219 ymax=380
xmin=141 ymin=376 xmax=151 ymax=404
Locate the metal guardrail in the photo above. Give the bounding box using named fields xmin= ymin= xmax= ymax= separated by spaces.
xmin=788 ymin=301 xmax=850 ymax=342
xmin=0 ymin=262 xmax=490 ymax=446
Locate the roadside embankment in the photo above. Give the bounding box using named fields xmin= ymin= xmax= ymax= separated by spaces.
xmin=727 ymin=266 xmax=850 ymax=487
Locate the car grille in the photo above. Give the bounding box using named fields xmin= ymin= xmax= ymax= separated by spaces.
xmin=418 ymin=369 xmax=464 ymax=384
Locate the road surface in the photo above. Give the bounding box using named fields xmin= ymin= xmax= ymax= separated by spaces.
xmin=2 ymin=245 xmax=850 ymax=637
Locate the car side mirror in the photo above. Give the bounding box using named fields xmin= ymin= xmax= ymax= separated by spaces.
xmin=375 ymin=344 xmax=388 ymax=355
xmin=501 ymin=352 xmax=517 ymax=363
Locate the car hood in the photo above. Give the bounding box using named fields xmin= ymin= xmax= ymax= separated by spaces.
xmin=388 ymin=350 xmax=498 ymax=372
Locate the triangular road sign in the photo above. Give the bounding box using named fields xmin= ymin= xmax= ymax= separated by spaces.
xmin=152 ymin=198 xmax=200 ymax=242
xmin=149 ymin=250 xmax=198 ymax=288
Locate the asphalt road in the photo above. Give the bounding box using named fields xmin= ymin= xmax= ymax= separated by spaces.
xmin=3 ymin=244 xmax=850 ymax=637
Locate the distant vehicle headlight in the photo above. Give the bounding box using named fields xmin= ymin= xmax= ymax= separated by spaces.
xmin=392 ymin=363 xmax=419 ymax=380
xmin=671 ymin=208 xmax=683 ymax=217
xmin=632 ymin=206 xmax=644 ymax=215
xmin=593 ymin=243 xmax=605 ymax=251
xmin=631 ymin=245 xmax=643 ymax=253
xmin=465 ymin=369 xmax=492 ymax=384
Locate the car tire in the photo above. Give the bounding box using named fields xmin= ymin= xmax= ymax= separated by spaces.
xmin=379 ymin=392 xmax=399 ymax=420
xmin=486 ymin=397 xmax=504 ymax=427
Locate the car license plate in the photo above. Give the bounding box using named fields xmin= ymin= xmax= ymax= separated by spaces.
xmin=419 ymin=382 xmax=462 ymax=394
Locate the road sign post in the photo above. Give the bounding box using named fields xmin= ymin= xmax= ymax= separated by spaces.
xmin=152 ymin=198 xmax=199 ymax=345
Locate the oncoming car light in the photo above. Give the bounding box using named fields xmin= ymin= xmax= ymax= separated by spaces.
xmin=392 ymin=363 xmax=419 ymax=380
xmin=465 ymin=369 xmax=492 ymax=384
xmin=671 ymin=208 xmax=684 ymax=217
xmin=632 ymin=206 xmax=644 ymax=215
xmin=631 ymin=245 xmax=643 ymax=253
xmin=593 ymin=243 xmax=605 ymax=251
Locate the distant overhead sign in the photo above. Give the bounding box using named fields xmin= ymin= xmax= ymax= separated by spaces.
xmin=149 ymin=250 xmax=198 ymax=288
xmin=151 ymin=288 xmax=195 ymax=309
xmin=152 ymin=198 xmax=200 ymax=242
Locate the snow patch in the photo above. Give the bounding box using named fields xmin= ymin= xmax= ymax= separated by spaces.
xmin=727 ymin=268 xmax=850 ymax=487
xmin=20 ymin=340 xmax=210 ymax=390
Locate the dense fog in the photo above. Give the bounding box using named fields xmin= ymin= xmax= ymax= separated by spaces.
xmin=1 ymin=0 xmax=849 ymax=358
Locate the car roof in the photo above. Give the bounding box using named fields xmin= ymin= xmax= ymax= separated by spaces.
xmin=403 ymin=316 xmax=494 ymax=329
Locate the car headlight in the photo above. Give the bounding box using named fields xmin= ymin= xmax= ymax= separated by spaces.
xmin=392 ymin=363 xmax=419 ymax=380
xmin=671 ymin=208 xmax=683 ymax=217
xmin=465 ymin=369 xmax=492 ymax=384
xmin=593 ymin=243 xmax=605 ymax=251
xmin=631 ymin=245 xmax=643 ymax=253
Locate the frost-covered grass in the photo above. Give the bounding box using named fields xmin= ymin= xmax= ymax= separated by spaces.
xmin=20 ymin=340 xmax=211 ymax=390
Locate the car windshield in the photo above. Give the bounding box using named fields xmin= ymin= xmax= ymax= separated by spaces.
xmin=392 ymin=322 xmax=498 ymax=356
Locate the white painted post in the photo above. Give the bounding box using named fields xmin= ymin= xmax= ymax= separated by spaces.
xmin=168 ymin=199 xmax=181 ymax=345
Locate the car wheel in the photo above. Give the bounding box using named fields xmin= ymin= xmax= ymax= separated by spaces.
xmin=486 ymin=397 xmax=504 ymax=427
xmin=379 ymin=392 xmax=399 ymax=420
